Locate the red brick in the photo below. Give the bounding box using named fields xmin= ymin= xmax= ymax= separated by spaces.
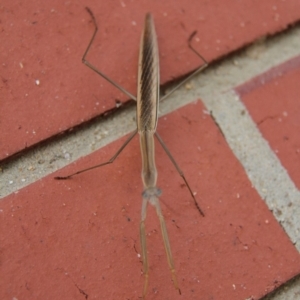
xmin=2 ymin=0 xmax=300 ymax=159
xmin=1 ymin=101 xmax=299 ymax=299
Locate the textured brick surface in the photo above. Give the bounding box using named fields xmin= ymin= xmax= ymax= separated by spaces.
xmin=2 ymin=0 xmax=300 ymax=159
xmin=237 ymin=55 xmax=300 ymax=190
xmin=1 ymin=102 xmax=300 ymax=300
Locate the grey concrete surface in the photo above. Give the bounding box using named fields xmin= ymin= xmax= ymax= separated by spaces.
xmin=1 ymin=23 xmax=300 ymax=300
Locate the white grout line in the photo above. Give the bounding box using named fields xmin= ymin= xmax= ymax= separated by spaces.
xmin=262 ymin=275 xmax=300 ymax=300
xmin=201 ymin=89 xmax=300 ymax=250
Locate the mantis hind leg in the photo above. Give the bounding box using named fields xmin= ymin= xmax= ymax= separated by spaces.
xmin=152 ymin=196 xmax=181 ymax=294
xmin=140 ymin=196 xmax=181 ymax=299
xmin=140 ymin=198 xmax=149 ymax=299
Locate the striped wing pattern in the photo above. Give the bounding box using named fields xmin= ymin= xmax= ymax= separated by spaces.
xmin=137 ymin=13 xmax=160 ymax=132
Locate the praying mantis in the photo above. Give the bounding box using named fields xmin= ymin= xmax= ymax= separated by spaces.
xmin=56 ymin=7 xmax=208 ymax=298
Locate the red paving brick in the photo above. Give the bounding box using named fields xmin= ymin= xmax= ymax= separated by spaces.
xmin=236 ymin=55 xmax=300 ymax=190
xmin=1 ymin=102 xmax=300 ymax=300
xmin=2 ymin=0 xmax=300 ymax=160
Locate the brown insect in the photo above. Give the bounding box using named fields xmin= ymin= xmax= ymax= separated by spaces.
xmin=56 ymin=8 xmax=207 ymax=298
